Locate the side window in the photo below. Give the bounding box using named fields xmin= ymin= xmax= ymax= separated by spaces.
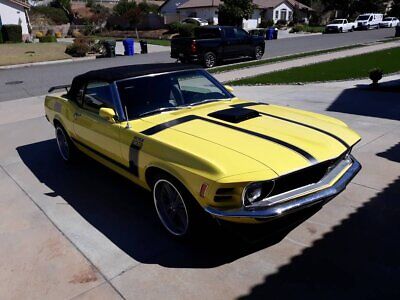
xmin=344 ymin=20 xmax=347 ymax=24
xmin=83 ymin=82 xmax=114 ymax=114
xmin=224 ymin=27 xmax=235 ymax=38
xmin=234 ymin=28 xmax=249 ymax=39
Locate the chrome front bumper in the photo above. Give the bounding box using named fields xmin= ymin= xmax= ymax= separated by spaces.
xmin=205 ymin=155 xmax=361 ymax=220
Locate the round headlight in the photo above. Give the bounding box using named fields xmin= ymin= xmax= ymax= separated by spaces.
xmin=243 ymin=181 xmax=275 ymax=206
xmin=243 ymin=182 xmax=263 ymax=206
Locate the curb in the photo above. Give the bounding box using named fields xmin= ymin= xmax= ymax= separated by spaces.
xmin=0 ymin=56 xmax=96 ymax=70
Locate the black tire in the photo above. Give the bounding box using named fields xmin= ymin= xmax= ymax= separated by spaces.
xmin=203 ymin=52 xmax=217 ymax=68
xmin=55 ymin=123 xmax=78 ymax=163
xmin=152 ymin=173 xmax=209 ymax=239
xmin=253 ymin=45 xmax=264 ymax=60
xmin=339 ymin=27 xmax=343 ymax=33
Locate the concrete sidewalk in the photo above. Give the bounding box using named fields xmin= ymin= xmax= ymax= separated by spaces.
xmin=0 ymin=76 xmax=399 ymax=299
xmin=214 ymin=40 xmax=400 ymax=82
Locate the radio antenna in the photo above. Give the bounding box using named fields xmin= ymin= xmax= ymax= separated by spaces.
xmin=124 ymin=106 xmax=131 ymax=129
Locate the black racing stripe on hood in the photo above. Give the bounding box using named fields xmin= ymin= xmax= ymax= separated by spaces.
xmin=141 ymin=115 xmax=317 ymax=164
xmin=258 ymin=112 xmax=350 ymax=148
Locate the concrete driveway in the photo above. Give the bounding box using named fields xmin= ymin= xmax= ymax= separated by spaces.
xmin=0 ymin=76 xmax=399 ymax=299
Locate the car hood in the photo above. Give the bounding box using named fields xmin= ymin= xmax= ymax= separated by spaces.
xmin=140 ymin=100 xmax=361 ymax=177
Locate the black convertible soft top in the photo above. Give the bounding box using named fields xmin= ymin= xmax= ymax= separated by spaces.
xmin=66 ymin=63 xmax=200 ymax=99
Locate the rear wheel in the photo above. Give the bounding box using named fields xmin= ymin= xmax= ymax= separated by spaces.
xmin=203 ymin=52 xmax=217 ymax=68
xmin=253 ymin=46 xmax=264 ymax=60
xmin=55 ymin=124 xmax=78 ymax=163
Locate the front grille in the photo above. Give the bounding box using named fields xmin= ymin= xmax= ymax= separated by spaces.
xmin=269 ymin=154 xmax=345 ymax=197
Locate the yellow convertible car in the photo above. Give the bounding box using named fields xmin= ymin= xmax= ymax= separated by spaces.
xmin=45 ymin=64 xmax=361 ymax=238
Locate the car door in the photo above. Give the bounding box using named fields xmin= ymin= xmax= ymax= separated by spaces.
xmin=73 ymin=81 xmax=124 ymax=165
xmin=222 ymin=27 xmax=241 ymax=58
xmin=234 ymin=27 xmax=253 ymax=56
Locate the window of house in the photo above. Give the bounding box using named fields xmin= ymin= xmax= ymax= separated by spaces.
xmin=275 ymin=10 xmax=279 ymax=19
xmin=288 ymin=11 xmax=293 ymax=20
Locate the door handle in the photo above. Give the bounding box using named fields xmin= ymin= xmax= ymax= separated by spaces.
xmin=73 ymin=112 xmax=81 ymax=119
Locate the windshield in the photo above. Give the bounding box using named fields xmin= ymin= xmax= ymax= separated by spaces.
xmin=331 ymin=20 xmax=343 ymax=24
xmin=357 ymin=16 xmax=369 ymax=21
xmin=116 ymin=70 xmax=232 ymax=119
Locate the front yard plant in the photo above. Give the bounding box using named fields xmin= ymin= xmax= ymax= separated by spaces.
xmin=1 ymin=25 xmax=22 ymax=43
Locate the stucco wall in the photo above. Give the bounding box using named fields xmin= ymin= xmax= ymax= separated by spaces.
xmin=160 ymin=0 xmax=190 ymax=14
xmin=0 ymin=0 xmax=29 ymax=34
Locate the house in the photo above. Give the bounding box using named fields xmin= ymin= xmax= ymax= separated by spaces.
xmin=0 ymin=0 xmax=31 ymax=40
xmin=159 ymin=0 xmax=312 ymax=29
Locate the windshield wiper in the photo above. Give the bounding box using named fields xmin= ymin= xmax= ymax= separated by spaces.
xmin=186 ymin=99 xmax=220 ymax=107
xmin=139 ymin=107 xmax=180 ymax=117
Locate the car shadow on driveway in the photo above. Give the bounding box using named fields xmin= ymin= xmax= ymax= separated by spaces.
xmin=16 ymin=139 xmax=319 ymax=269
xmin=327 ymin=78 xmax=400 ymax=120
xmin=237 ymin=144 xmax=400 ymax=299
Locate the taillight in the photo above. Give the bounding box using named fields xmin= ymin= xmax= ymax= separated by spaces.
xmin=191 ymin=41 xmax=197 ymax=53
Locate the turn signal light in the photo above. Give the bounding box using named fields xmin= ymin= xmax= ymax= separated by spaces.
xmin=200 ymin=183 xmax=208 ymax=198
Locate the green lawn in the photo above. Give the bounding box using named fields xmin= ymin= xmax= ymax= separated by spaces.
xmin=0 ymin=43 xmax=71 ymax=66
xmin=209 ymin=44 xmax=364 ymax=74
xmin=229 ymin=47 xmax=400 ymax=85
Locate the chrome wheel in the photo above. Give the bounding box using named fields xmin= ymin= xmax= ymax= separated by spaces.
xmin=255 ymin=46 xmax=263 ymax=60
xmin=154 ymin=179 xmax=189 ymax=236
xmin=56 ymin=127 xmax=69 ymax=161
xmin=204 ymin=52 xmax=216 ymax=68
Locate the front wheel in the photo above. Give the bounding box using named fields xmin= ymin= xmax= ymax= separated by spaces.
xmin=152 ymin=175 xmax=208 ymax=238
xmin=203 ymin=52 xmax=217 ymax=68
xmin=253 ymin=46 xmax=264 ymax=60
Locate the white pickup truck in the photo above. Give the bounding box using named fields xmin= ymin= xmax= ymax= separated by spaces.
xmin=325 ymin=19 xmax=357 ymax=33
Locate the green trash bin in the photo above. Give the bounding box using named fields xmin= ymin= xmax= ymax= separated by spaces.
xmin=103 ymin=40 xmax=116 ymax=57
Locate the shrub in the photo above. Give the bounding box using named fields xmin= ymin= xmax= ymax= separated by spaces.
xmin=55 ymin=31 xmax=62 ymax=38
xmin=30 ymin=7 xmax=69 ymax=25
xmin=258 ymin=19 xmax=274 ymax=28
xmin=39 ymin=35 xmax=57 ymax=43
xmin=275 ymin=19 xmax=287 ymax=28
xmin=72 ymin=30 xmax=82 ymax=38
xmin=35 ymin=31 xmax=44 ymax=38
xmin=65 ymin=39 xmax=91 ymax=57
xmin=290 ymin=24 xmax=304 ymax=33
xmin=369 ymin=68 xmax=383 ymax=85
xmin=0 ymin=31 xmax=3 ymax=44
xmin=1 ymin=25 xmax=22 ymax=43
xmin=168 ymin=21 xmax=181 ymax=33
xmin=178 ymin=23 xmax=197 ymax=37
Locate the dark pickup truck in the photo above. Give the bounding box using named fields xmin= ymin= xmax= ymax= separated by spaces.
xmin=171 ymin=26 xmax=265 ymax=68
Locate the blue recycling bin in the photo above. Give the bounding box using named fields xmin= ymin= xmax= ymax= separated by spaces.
xmin=123 ymin=38 xmax=135 ymax=56
xmin=266 ymin=28 xmax=275 ymax=40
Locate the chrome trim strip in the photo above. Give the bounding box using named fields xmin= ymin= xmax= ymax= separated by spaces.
xmin=204 ymin=156 xmax=361 ymax=219
xmin=251 ymin=155 xmax=352 ymax=208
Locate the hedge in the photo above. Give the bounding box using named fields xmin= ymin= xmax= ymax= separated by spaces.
xmin=1 ymin=25 xmax=22 ymax=43
xmin=0 ymin=29 xmax=3 ymax=44
xmin=39 ymin=36 xmax=57 ymax=43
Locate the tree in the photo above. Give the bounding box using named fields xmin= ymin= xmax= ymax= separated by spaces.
xmin=51 ymin=0 xmax=73 ymax=22
xmin=389 ymin=0 xmax=400 ymax=18
xmin=113 ymin=0 xmax=148 ymax=38
xmin=218 ymin=0 xmax=255 ymax=26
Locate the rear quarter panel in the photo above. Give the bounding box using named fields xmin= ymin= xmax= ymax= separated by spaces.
xmin=44 ymin=95 xmax=76 ymax=138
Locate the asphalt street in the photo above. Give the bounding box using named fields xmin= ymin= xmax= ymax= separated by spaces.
xmin=0 ymin=27 xmax=396 ymax=102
